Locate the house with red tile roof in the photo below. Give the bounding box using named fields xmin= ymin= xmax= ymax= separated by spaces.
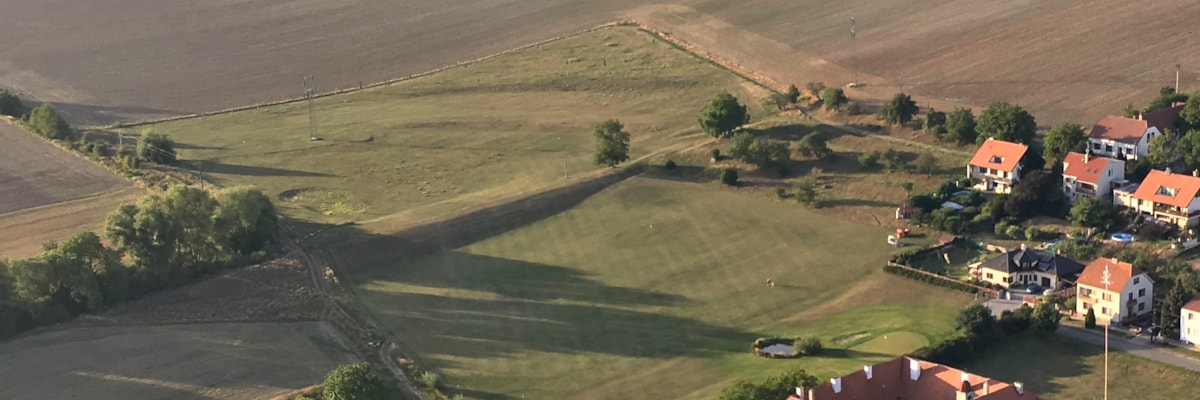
xmin=968 ymin=138 xmax=1029 ymax=194
xmin=1112 ymin=168 xmax=1200 ymax=228
xmin=785 ymin=356 xmax=1039 ymax=400
xmin=1075 ymin=258 xmax=1153 ymax=325
xmin=1062 ymin=150 xmax=1125 ymax=203
xmin=1087 ymin=103 xmax=1185 ymax=160
xmin=1178 ymin=294 xmax=1200 ymax=345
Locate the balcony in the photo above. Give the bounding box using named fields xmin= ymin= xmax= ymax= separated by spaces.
xmin=1152 ymin=204 xmax=1200 ymax=218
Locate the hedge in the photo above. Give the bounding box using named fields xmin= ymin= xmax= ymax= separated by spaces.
xmin=883 ymin=264 xmax=981 ymax=294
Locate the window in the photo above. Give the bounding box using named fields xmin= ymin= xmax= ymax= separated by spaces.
xmin=1093 ymin=142 xmax=1102 ymax=150
xmin=1139 ymin=303 xmax=1146 ymax=311
xmin=1102 ymin=293 xmax=1111 ymax=301
xmin=1139 ymin=288 xmax=1146 ymax=297
xmin=986 ymin=273 xmax=993 ymax=279
xmin=1102 ymin=307 xmax=1110 ymax=315
xmin=1134 ymin=277 xmax=1140 ymax=284
xmin=1109 ymin=170 xmax=1112 ymax=176
xmin=1190 ymin=313 xmax=1195 ymax=321
xmin=1128 ymin=292 xmax=1134 ymax=301
xmin=1106 ymin=145 xmax=1113 ymax=152
xmin=1081 ymin=288 xmax=1091 ymax=296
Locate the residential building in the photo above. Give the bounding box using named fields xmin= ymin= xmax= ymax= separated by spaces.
xmin=1075 ymin=258 xmax=1153 ymax=324
xmin=1112 ymin=168 xmax=1200 ymax=228
xmin=786 ymin=356 xmax=1039 ymax=400
xmin=1061 ymin=151 xmax=1125 ymax=203
xmin=1179 ymin=294 xmax=1200 ymax=345
xmin=1086 ymin=103 xmax=1185 ymax=160
xmin=968 ymin=138 xmax=1029 ymax=194
xmin=973 ymin=244 xmax=1085 ymax=290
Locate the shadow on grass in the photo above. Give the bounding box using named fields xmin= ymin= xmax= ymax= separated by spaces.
xmin=961 ymin=334 xmax=1101 ymax=396
xmin=174 ymin=142 xmax=227 ymax=150
xmin=187 ymin=161 xmax=335 ymax=178
xmin=819 ymin=199 xmax=895 ymax=208
xmin=641 ymin=165 xmax=714 ymax=184
xmin=818 ymin=348 xmax=897 ymax=359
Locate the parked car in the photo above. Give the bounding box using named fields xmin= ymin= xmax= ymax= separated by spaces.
xmin=1025 ymin=285 xmax=1044 ymax=294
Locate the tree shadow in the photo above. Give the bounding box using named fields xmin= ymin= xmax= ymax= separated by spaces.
xmin=20 ymin=100 xmax=185 ymax=128
xmin=184 ymin=161 xmax=335 ymax=178
xmin=961 ymin=335 xmax=1102 ymax=396
xmin=819 ymin=199 xmax=895 ymax=208
xmin=173 ymin=142 xmax=227 ymax=150
xmin=641 ymin=165 xmax=714 ymax=184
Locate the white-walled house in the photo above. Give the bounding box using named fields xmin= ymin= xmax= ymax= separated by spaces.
xmin=1062 ymin=151 xmax=1125 ymax=203
xmin=968 ymin=138 xmax=1028 ymax=194
xmin=1075 ymin=258 xmax=1153 ymax=325
xmin=1112 ymin=169 xmax=1200 ymax=229
xmin=973 ymin=244 xmax=1085 ymax=290
xmin=1087 ymin=103 xmax=1185 ymax=160
xmin=1179 ymin=294 xmax=1200 ymax=345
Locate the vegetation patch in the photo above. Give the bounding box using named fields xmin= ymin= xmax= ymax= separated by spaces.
xmin=830 ymin=331 xmax=871 ymax=346
xmin=751 ymin=336 xmax=822 ymax=359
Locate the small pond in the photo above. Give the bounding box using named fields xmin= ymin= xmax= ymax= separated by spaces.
xmin=760 ymin=343 xmax=793 ymax=356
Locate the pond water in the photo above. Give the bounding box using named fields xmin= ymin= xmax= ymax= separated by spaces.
xmin=761 ymin=343 xmax=793 ymax=356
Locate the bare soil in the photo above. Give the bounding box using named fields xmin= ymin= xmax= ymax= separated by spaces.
xmin=0 ymin=120 xmax=128 ymax=214
xmin=0 ymin=187 xmax=142 ymax=258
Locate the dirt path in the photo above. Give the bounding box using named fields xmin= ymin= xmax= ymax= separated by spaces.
xmin=1058 ymin=325 xmax=1200 ymax=373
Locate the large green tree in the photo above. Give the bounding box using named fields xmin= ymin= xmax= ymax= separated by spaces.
xmin=1043 ymin=123 xmax=1088 ymax=164
xmin=1147 ymin=131 xmax=1184 ymax=171
xmin=1161 ymin=281 xmax=1193 ymax=339
xmin=820 ymin=87 xmax=848 ymax=111
xmin=322 ymin=363 xmax=387 ymax=400
xmin=1004 ymin=170 xmax=1065 ymax=218
xmin=1068 ymin=196 xmax=1120 ymax=230
xmin=880 ymin=92 xmax=919 ymax=125
xmin=944 ymin=108 xmax=977 ymax=145
xmin=137 ymin=131 xmax=177 ymax=164
xmin=51 ymin=232 xmax=129 ymax=305
xmin=719 ymin=368 xmax=817 ymax=400
xmin=1182 ymin=93 xmax=1200 ymax=130
xmin=28 ymin=104 xmax=72 ymax=140
xmin=214 ymin=186 xmax=279 ymax=255
xmin=1145 ymin=86 xmax=1189 ymax=113
xmin=1031 ymin=301 xmax=1061 ymax=337
xmin=698 ymin=92 xmax=749 ymax=138
xmin=924 ymin=108 xmax=947 ymax=136
xmin=0 ymin=89 xmax=22 ymax=117
xmin=977 ymin=102 xmax=1037 ymax=145
xmin=592 ymin=119 xmax=630 ymax=167
xmin=796 ymin=132 xmax=831 ymax=159
xmin=955 ymin=304 xmax=1001 ymax=345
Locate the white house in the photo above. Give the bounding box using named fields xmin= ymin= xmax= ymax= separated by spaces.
xmin=968 ymin=138 xmax=1028 ymax=194
xmin=1179 ymin=294 xmax=1200 ymax=345
xmin=1087 ymin=103 xmax=1185 ymax=160
xmin=1062 ymin=151 xmax=1125 ymax=203
xmin=973 ymin=244 xmax=1085 ymax=290
xmin=1112 ymin=168 xmax=1200 ymax=229
xmin=1075 ymin=258 xmax=1153 ymax=325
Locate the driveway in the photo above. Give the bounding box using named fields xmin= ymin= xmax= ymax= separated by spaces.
xmin=1056 ymin=325 xmax=1200 ymax=372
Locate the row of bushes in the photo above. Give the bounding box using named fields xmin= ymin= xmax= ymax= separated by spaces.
xmin=883 ymin=264 xmax=984 ymax=294
xmin=890 ymin=244 xmax=952 ymax=266
xmin=910 ymin=303 xmax=1059 ymax=366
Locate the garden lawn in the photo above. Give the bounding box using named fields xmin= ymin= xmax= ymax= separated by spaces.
xmin=964 ymin=335 xmax=1200 ymax=400
xmin=130 ymin=26 xmax=768 ymax=224
xmin=341 ymin=177 xmax=973 ymax=399
xmin=910 ymin=245 xmax=982 ymax=280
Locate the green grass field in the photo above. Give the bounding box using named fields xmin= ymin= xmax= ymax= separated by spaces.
xmin=911 ymin=245 xmax=982 ymax=280
xmin=132 ymin=26 xmax=769 ymax=224
xmin=341 ymin=177 xmax=973 ymax=399
xmin=964 ymin=335 xmax=1200 ymax=400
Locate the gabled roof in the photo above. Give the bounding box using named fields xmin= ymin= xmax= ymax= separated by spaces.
xmin=1183 ymin=293 xmax=1200 ymax=314
xmin=803 ymin=357 xmax=1038 ymax=400
xmin=1088 ymin=104 xmax=1184 ymax=144
xmin=1131 ymin=169 xmax=1200 ymax=209
xmin=977 ymin=246 xmax=1085 ymax=281
xmin=1077 ymin=258 xmax=1148 ymax=291
xmin=1062 ymin=152 xmax=1115 ymax=184
xmin=969 ymin=138 xmax=1028 ymax=172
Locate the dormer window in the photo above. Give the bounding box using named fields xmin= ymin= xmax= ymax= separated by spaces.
xmin=1157 ymin=186 xmax=1177 ymax=197
xmin=989 ymin=156 xmax=1004 ymax=164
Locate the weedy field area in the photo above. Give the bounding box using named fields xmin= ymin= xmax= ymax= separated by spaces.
xmin=338 ymin=176 xmax=973 ymax=400
xmin=133 ymin=27 xmax=769 ymax=225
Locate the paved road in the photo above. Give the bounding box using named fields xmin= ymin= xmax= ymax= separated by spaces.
xmin=1057 ymin=325 xmax=1200 ymax=372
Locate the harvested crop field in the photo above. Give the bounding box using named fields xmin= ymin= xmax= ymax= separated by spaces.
xmin=2 ymin=1 xmax=1195 ymax=127
xmin=0 ymin=321 xmax=352 ymax=400
xmin=0 ymin=121 xmax=128 ymax=214
xmin=0 ymin=188 xmax=142 ymax=258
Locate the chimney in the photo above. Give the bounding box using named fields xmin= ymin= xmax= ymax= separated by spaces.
xmin=1083 ymin=151 xmax=1090 ymax=163
xmin=831 ymin=377 xmax=842 ymax=394
xmin=864 ymin=364 xmax=873 ymax=380
xmin=1193 ymin=169 xmax=1198 ymax=177
xmin=1137 ymin=112 xmax=1144 ymax=120
xmin=909 ymin=358 xmax=921 ymax=381
xmin=1014 ymin=381 xmax=1024 ymax=395
xmin=1019 ymin=243 xmax=1027 ymax=251
xmin=795 ymin=386 xmax=807 ymax=400
xmin=956 ymin=380 xmax=973 ymax=400
xmin=983 ymin=381 xmax=990 ymax=395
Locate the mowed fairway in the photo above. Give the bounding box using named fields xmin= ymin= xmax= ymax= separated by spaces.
xmin=141 ymin=27 xmax=766 ymax=224
xmin=0 ymin=322 xmax=352 ymax=400
xmin=341 ymin=177 xmax=972 ymax=399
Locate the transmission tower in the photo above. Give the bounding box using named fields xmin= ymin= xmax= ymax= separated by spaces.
xmin=304 ymin=75 xmax=319 ymax=141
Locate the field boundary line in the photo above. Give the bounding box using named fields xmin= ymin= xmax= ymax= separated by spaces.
xmin=0 ymin=186 xmax=136 ymax=219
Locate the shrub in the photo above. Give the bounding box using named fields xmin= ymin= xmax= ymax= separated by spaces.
xmin=914 ymin=152 xmax=939 ymax=174
xmin=806 ymin=81 xmax=826 ymax=95
xmin=883 ymin=265 xmax=981 ymax=294
xmin=711 ymin=148 xmax=721 ymax=161
xmin=664 ymin=159 xmax=677 ymax=170
xmin=28 ymin=103 xmax=73 ymax=140
xmin=322 ymin=363 xmax=386 ymax=400
xmin=419 ymin=371 xmax=441 ymax=390
xmin=796 ymin=336 xmax=823 ymax=356
xmin=1137 ymin=221 xmax=1171 ymax=241
xmin=1005 ymin=225 xmax=1022 ymax=239
xmin=90 ymin=142 xmax=109 ymax=158
xmin=138 ymin=131 xmax=177 ymax=164
xmin=1084 ymin=308 xmax=1097 ymax=329
xmin=820 ymin=87 xmax=847 ymax=111
xmin=858 ymin=151 xmax=882 ymax=169
xmin=720 ymin=168 xmax=738 ymax=186
xmin=774 ymin=187 xmax=787 ymax=198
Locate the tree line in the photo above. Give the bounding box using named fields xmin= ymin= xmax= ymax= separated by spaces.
xmin=0 ymin=185 xmax=278 ymax=339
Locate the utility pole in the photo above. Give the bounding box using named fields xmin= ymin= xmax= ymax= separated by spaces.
xmin=849 ymin=14 xmax=858 ymax=86
xmin=304 ymin=75 xmax=319 ymax=141
xmin=1177 ymin=64 xmax=1182 ymax=93
xmin=1102 ymin=264 xmax=1112 ymax=400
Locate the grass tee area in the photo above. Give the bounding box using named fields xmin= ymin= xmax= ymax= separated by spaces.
xmin=341 ymin=177 xmax=972 ymax=399
xmin=135 ymin=26 xmax=767 ymax=224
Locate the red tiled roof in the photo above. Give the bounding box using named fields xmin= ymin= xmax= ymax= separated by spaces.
xmin=803 ymin=357 xmax=1038 ymax=400
xmin=1183 ymin=293 xmax=1200 ymax=313
xmin=1131 ymin=169 xmax=1200 ymax=209
xmin=1077 ymin=258 xmax=1147 ymax=292
xmin=1062 ymin=152 xmax=1112 ymax=184
xmin=1089 ymin=116 xmax=1149 ymax=144
xmin=1088 ymin=105 xmax=1183 ymax=144
xmin=969 ymin=138 xmax=1028 ymax=172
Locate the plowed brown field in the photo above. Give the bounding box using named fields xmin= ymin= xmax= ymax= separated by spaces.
xmin=1 ymin=1 xmax=1195 ymax=127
